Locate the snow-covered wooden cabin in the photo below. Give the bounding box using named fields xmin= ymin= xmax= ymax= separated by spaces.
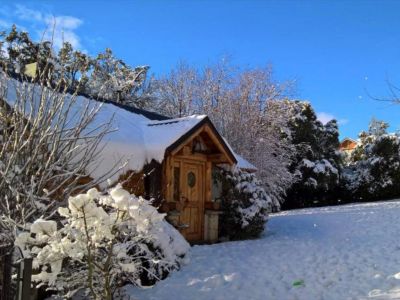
xmin=82 ymin=100 xmax=255 ymax=243
xmin=1 ymin=74 xmax=254 ymax=244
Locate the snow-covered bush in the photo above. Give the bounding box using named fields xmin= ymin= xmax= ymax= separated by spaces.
xmin=217 ymin=167 xmax=272 ymax=240
xmin=15 ymin=185 xmax=190 ymax=299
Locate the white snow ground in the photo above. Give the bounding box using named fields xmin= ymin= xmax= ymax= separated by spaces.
xmin=127 ymin=200 xmax=400 ymax=300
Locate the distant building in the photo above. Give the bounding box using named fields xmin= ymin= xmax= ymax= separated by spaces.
xmin=339 ymin=138 xmax=357 ymax=155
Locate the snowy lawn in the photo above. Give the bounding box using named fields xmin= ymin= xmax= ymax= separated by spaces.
xmin=127 ymin=200 xmax=400 ymax=300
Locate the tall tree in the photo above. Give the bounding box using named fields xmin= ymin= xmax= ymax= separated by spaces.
xmin=281 ymin=101 xmax=342 ymax=209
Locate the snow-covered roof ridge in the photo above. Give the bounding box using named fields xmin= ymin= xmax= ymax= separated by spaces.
xmin=148 ymin=115 xmax=207 ymax=126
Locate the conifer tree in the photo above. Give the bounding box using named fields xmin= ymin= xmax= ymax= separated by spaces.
xmin=282 ymin=101 xmax=342 ymax=209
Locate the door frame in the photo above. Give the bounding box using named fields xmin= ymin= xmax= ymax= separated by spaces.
xmin=171 ymin=156 xmax=206 ymax=242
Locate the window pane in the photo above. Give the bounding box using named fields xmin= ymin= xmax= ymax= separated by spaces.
xmin=187 ymin=171 xmax=196 ymax=188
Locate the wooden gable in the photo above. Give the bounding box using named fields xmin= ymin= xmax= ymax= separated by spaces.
xmin=165 ymin=117 xmax=236 ymax=165
xmin=162 ymin=118 xmax=236 ymax=243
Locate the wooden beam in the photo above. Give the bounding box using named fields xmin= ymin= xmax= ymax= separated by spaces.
xmin=203 ymin=124 xmax=235 ymax=165
xmin=170 ymin=126 xmax=205 ymax=156
xmin=207 ymin=153 xmax=227 ymax=162
xmin=170 ymin=123 xmax=235 ymax=165
xmin=205 ymin=161 xmax=212 ymax=202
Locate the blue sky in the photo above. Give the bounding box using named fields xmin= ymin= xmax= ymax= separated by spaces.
xmin=1 ymin=0 xmax=400 ymax=139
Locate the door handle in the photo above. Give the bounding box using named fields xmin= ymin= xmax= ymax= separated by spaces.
xmin=177 ymin=223 xmax=189 ymax=229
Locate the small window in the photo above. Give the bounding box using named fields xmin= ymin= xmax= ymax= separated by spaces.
xmin=173 ymin=167 xmax=180 ymax=202
xmin=187 ymin=171 xmax=196 ymax=188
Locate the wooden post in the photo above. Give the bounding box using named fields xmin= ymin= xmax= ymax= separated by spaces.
xmin=21 ymin=258 xmax=32 ymax=300
xmin=16 ymin=258 xmax=33 ymax=300
xmin=0 ymin=245 xmax=13 ymax=300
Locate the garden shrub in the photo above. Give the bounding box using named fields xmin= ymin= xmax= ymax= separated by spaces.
xmin=217 ymin=167 xmax=272 ymax=240
xmin=15 ymin=185 xmax=190 ymax=299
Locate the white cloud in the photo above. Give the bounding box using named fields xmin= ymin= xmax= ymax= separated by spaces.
xmin=337 ymin=118 xmax=349 ymax=125
xmin=1 ymin=4 xmax=84 ymax=50
xmin=317 ymin=112 xmax=348 ymax=126
xmin=317 ymin=112 xmax=335 ymax=125
xmin=15 ymin=4 xmax=43 ymax=22
xmin=317 ymin=112 xmax=349 ymax=125
xmin=41 ymin=15 xmax=83 ymax=49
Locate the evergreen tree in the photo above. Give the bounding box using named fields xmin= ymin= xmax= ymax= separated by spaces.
xmin=282 ymin=101 xmax=342 ymax=209
xmin=217 ymin=167 xmax=272 ymax=240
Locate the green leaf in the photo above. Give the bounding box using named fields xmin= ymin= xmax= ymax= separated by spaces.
xmin=292 ymin=280 xmax=304 ymax=287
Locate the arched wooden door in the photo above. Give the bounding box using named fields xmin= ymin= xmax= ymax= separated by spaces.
xmin=174 ymin=159 xmax=205 ymax=242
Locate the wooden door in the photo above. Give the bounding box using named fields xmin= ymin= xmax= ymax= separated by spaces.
xmin=175 ymin=159 xmax=205 ymax=242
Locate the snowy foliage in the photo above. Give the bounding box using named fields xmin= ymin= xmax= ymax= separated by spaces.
xmin=0 ymin=70 xmax=116 ymax=243
xmin=281 ymin=100 xmax=343 ymax=209
xmin=0 ymin=25 xmax=151 ymax=108
xmin=217 ymin=167 xmax=272 ymax=240
xmin=344 ymin=119 xmax=400 ymax=201
xmin=15 ymin=185 xmax=190 ymax=299
xmin=149 ymin=61 xmax=295 ymax=207
xmin=86 ymin=48 xmax=150 ymax=107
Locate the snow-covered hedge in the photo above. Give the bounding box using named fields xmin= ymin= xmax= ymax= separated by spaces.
xmin=15 ymin=185 xmax=190 ymax=299
xmin=217 ymin=167 xmax=272 ymax=240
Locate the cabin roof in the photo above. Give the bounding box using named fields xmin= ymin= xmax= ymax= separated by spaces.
xmin=340 ymin=137 xmax=357 ymax=144
xmin=2 ymin=73 xmax=238 ymax=183
xmin=97 ymin=99 xmax=170 ymax=121
xmin=92 ymin=104 xmax=238 ymax=182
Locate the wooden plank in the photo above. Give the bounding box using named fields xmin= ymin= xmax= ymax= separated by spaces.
xmin=175 ymin=153 xmax=208 ymax=162
xmin=164 ymin=156 xmax=172 ymax=202
xmin=1 ymin=247 xmax=12 ymax=300
xmin=205 ymin=161 xmax=212 ymax=203
xmin=207 ymin=153 xmax=228 ymax=163
xmin=21 ymin=258 xmax=32 ymax=300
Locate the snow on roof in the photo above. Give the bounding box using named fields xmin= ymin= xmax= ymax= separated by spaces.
xmin=221 ymin=137 xmax=257 ymax=172
xmin=3 ymin=74 xmax=251 ymax=184
xmin=1 ymin=74 xmax=209 ymax=183
xmin=65 ymin=99 xmax=207 ymax=182
xmin=235 ymin=153 xmax=257 ymax=171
